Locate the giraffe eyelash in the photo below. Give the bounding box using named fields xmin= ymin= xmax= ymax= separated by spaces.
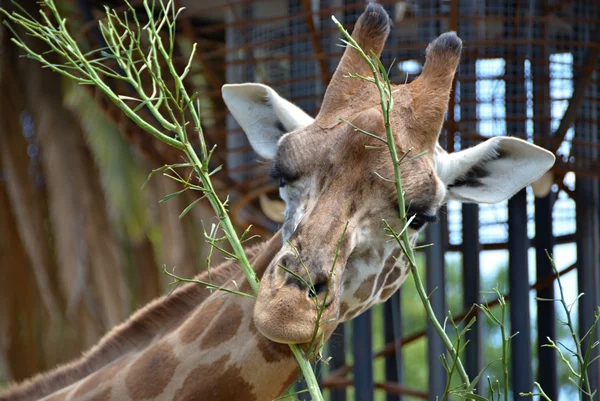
xmin=270 ymin=163 xmax=298 ymax=186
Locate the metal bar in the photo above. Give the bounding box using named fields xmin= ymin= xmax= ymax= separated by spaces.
xmin=384 ymin=293 xmax=402 ymax=401
xmin=461 ymin=203 xmax=482 ymax=384
xmin=323 ymin=379 xmax=428 ymax=399
xmin=425 ymin=222 xmax=446 ymax=400
xmin=375 ymin=382 xmax=428 ymax=399
xmin=352 ymin=310 xmax=374 ymax=401
xmin=535 ymin=193 xmax=558 ymax=397
xmin=447 ymin=232 xmax=576 ymax=251
xmin=508 ymin=190 xmax=533 ymax=398
xmin=390 ymin=293 xmax=403 ymax=399
xmin=329 ymin=325 xmax=347 ymax=401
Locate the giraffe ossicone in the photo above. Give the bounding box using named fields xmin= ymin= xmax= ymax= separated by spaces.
xmin=2 ymin=3 xmax=554 ymax=401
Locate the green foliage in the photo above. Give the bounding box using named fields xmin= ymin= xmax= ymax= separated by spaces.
xmin=522 ymin=252 xmax=599 ymax=401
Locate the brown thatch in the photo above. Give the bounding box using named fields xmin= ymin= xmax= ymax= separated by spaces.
xmin=0 ymin=47 xmax=60 ymax=322
xmin=0 ymin=157 xmax=45 ymax=381
xmin=0 ymin=0 xmax=228 ymax=385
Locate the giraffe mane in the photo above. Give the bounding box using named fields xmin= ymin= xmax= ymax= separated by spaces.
xmin=0 ymin=243 xmax=266 ymax=401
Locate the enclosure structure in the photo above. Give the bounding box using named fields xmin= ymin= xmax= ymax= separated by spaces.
xmin=6 ymin=0 xmax=598 ymax=399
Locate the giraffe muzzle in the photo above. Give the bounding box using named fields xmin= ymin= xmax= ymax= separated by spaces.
xmin=252 ymin=252 xmax=341 ymax=344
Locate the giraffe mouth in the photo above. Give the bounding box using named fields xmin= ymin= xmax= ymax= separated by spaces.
xmin=253 ymin=287 xmax=339 ymax=344
xmin=253 ymin=259 xmax=342 ymax=344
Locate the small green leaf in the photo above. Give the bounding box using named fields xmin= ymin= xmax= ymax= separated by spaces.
xmin=463 ymin=393 xmax=489 ymax=401
xmin=159 ymin=188 xmax=187 ymax=203
xmin=209 ymin=164 xmax=223 ymax=176
xmin=466 ymin=359 xmax=500 ymax=393
xmin=178 ymin=197 xmax=202 ymax=219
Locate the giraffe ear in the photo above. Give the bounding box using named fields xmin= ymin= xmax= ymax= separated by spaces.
xmin=436 ymin=137 xmax=555 ymax=204
xmin=222 ymin=83 xmax=314 ymax=159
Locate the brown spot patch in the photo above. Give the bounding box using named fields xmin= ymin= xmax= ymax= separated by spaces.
xmin=277 ymin=368 xmax=299 ymax=398
xmin=126 ymin=341 xmax=179 ymax=400
xmin=339 ymin=302 xmax=349 ymax=317
xmin=88 ymin=388 xmax=112 ymax=401
xmin=374 ymin=261 xmax=395 ymax=295
xmin=249 ymin=318 xmax=291 ymax=363
xmin=179 ymin=297 xmax=225 ymax=344
xmin=73 ymin=358 xmax=125 ymax=398
xmin=173 ymin=355 xmax=257 ymax=401
xmin=386 ymin=266 xmax=403 ymax=285
xmin=380 ymin=286 xmax=397 ymax=301
xmin=353 ymin=274 xmax=376 ymax=303
xmin=199 ymin=302 xmax=244 ymax=349
xmin=346 ymin=306 xmax=365 ymax=319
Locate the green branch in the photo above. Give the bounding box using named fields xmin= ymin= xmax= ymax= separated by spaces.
xmin=539 ymin=251 xmax=599 ymax=400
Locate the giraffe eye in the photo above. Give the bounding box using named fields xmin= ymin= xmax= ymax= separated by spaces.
xmin=270 ymin=163 xmax=296 ymax=188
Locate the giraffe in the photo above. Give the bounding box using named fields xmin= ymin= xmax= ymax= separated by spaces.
xmin=0 ymin=3 xmax=555 ymax=401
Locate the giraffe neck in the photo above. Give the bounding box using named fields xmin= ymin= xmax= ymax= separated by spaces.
xmin=1 ymin=232 xmax=301 ymax=401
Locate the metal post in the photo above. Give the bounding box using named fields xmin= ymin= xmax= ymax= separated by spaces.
xmin=353 ymin=310 xmax=374 ymax=401
xmin=508 ymin=190 xmax=533 ymax=398
xmin=384 ymin=293 xmax=402 ymax=401
xmin=425 ymin=221 xmax=447 ymax=400
xmin=461 ymin=203 xmax=482 ymax=382
xmin=329 ymin=324 xmax=347 ymax=401
xmin=535 ymin=193 xmax=558 ymax=397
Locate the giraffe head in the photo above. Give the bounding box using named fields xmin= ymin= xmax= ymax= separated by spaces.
xmin=222 ymin=4 xmax=554 ymax=344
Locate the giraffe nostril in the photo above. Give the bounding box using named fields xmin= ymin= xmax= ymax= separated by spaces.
xmin=308 ymin=281 xmax=328 ymax=299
